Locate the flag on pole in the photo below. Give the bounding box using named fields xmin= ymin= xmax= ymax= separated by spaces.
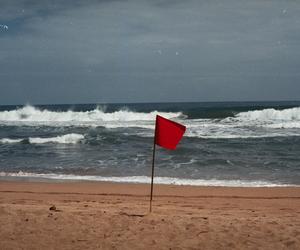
xmin=149 ymin=115 xmax=186 ymax=212
xmin=155 ymin=115 xmax=186 ymax=150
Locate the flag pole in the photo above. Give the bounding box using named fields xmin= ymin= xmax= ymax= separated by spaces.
xmin=149 ymin=124 xmax=156 ymax=213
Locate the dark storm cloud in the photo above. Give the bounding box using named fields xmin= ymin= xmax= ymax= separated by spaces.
xmin=0 ymin=0 xmax=300 ymax=104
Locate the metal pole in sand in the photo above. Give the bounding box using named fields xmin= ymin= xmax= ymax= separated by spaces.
xmin=149 ymin=129 xmax=156 ymax=213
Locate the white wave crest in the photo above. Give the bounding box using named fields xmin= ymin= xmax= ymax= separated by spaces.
xmin=179 ymin=107 xmax=300 ymax=139
xmin=0 ymin=138 xmax=23 ymax=144
xmin=0 ymin=171 xmax=294 ymax=187
xmin=0 ymin=105 xmax=182 ymax=127
xmin=0 ymin=24 xmax=8 ymax=30
xmin=0 ymin=134 xmax=84 ymax=144
xmin=235 ymin=107 xmax=300 ymax=121
xmin=1 ymin=106 xmax=299 ymax=139
xmin=264 ymin=122 xmax=300 ymax=129
xmin=29 ymin=134 xmax=84 ymax=144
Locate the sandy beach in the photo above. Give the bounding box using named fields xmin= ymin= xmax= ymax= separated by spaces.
xmin=0 ymin=180 xmax=299 ymax=250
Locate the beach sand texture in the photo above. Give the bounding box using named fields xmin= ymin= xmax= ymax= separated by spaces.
xmin=0 ymin=181 xmax=299 ymax=250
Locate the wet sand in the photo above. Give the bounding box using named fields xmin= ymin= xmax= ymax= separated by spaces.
xmin=0 ymin=180 xmax=300 ymax=249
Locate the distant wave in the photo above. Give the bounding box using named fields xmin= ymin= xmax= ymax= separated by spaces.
xmin=225 ymin=107 xmax=300 ymax=131
xmin=0 ymin=138 xmax=23 ymax=144
xmin=0 ymin=171 xmax=294 ymax=187
xmin=0 ymin=105 xmax=183 ymax=127
xmin=0 ymin=133 xmax=84 ymax=144
xmin=182 ymin=107 xmax=300 ymax=139
xmin=235 ymin=107 xmax=300 ymax=122
xmin=0 ymin=106 xmax=300 ymax=139
xmin=0 ymin=24 xmax=8 ymax=30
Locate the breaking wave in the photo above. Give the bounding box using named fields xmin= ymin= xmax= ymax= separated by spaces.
xmin=0 ymin=105 xmax=299 ymax=139
xmin=0 ymin=134 xmax=84 ymax=144
xmin=235 ymin=107 xmax=300 ymax=122
xmin=0 ymin=138 xmax=23 ymax=144
xmin=185 ymin=107 xmax=300 ymax=139
xmin=0 ymin=105 xmax=183 ymax=127
xmin=0 ymin=171 xmax=294 ymax=187
xmin=228 ymin=107 xmax=300 ymax=130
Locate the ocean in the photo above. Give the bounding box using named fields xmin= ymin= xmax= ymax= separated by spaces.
xmin=0 ymin=101 xmax=299 ymax=187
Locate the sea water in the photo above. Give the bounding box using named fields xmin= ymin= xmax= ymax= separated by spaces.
xmin=0 ymin=101 xmax=299 ymax=186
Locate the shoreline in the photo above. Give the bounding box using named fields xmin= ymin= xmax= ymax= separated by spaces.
xmin=1 ymin=173 xmax=298 ymax=187
xmin=1 ymin=180 xmax=300 ymax=249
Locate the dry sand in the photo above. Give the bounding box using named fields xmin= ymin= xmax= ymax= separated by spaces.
xmin=0 ymin=180 xmax=299 ymax=249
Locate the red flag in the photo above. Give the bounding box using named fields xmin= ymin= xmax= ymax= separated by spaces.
xmin=155 ymin=115 xmax=186 ymax=150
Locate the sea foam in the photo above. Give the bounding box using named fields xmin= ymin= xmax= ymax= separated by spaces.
xmin=1 ymin=105 xmax=300 ymax=139
xmin=0 ymin=134 xmax=84 ymax=144
xmin=0 ymin=105 xmax=182 ymax=127
xmin=0 ymin=138 xmax=23 ymax=144
xmin=28 ymin=134 xmax=84 ymax=144
xmin=235 ymin=107 xmax=300 ymax=121
xmin=0 ymin=171 xmax=294 ymax=187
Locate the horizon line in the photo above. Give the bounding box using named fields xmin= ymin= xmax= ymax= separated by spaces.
xmin=1 ymin=99 xmax=300 ymax=107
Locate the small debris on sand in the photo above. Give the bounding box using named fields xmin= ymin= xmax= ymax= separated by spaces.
xmin=49 ymin=205 xmax=56 ymax=211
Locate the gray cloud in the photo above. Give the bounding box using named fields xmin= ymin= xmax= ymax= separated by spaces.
xmin=0 ymin=0 xmax=300 ymax=104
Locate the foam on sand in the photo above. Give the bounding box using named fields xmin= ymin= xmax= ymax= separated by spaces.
xmin=0 ymin=171 xmax=295 ymax=187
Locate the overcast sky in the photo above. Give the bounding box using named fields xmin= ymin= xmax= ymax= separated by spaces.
xmin=0 ymin=0 xmax=300 ymax=105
